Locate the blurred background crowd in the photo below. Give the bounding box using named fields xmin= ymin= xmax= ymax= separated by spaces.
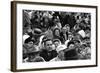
xmin=23 ymin=10 xmax=91 ymax=62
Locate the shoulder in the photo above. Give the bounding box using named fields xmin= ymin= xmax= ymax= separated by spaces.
xmin=33 ymin=56 xmax=45 ymax=62
xmin=40 ymin=49 xmax=47 ymax=52
xmin=50 ymin=57 xmax=58 ymax=62
xmin=51 ymin=50 xmax=57 ymax=53
xmin=40 ymin=49 xmax=48 ymax=55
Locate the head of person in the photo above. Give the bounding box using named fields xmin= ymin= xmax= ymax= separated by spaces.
xmin=84 ymin=16 xmax=90 ymax=24
xmin=84 ymin=27 xmax=91 ymax=37
xmin=67 ymin=41 xmax=75 ymax=50
xmin=82 ymin=37 xmax=90 ymax=44
xmin=53 ymin=17 xmax=60 ymax=24
xmin=53 ymin=28 xmax=60 ymax=37
xmin=62 ymin=26 xmax=67 ymax=33
xmin=24 ymin=37 xmax=35 ymax=48
xmin=44 ymin=39 xmax=53 ymax=51
xmin=56 ymin=45 xmax=67 ymax=60
xmin=68 ymin=33 xmax=73 ymax=40
xmin=79 ymin=44 xmax=87 ymax=54
xmin=53 ymin=39 xmax=61 ymax=48
xmin=72 ymin=39 xmax=81 ymax=53
xmin=66 ymin=24 xmax=70 ymax=32
xmin=74 ymin=40 xmax=81 ymax=47
xmin=74 ymin=33 xmax=83 ymax=41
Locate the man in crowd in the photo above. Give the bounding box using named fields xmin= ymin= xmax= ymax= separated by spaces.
xmin=40 ymin=39 xmax=58 ymax=61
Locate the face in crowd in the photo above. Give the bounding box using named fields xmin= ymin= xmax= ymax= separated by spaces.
xmin=66 ymin=26 xmax=70 ymax=32
xmin=68 ymin=34 xmax=73 ymax=40
xmin=68 ymin=43 xmax=75 ymax=50
xmin=74 ymin=40 xmax=81 ymax=48
xmin=45 ymin=40 xmax=53 ymax=51
xmin=85 ymin=29 xmax=91 ymax=37
xmin=53 ymin=40 xmax=60 ymax=48
xmin=54 ymin=29 xmax=60 ymax=36
xmin=62 ymin=26 xmax=67 ymax=33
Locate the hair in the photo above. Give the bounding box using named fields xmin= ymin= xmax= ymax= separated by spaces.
xmin=41 ymin=36 xmax=48 ymax=44
xmin=43 ymin=39 xmax=52 ymax=46
xmin=67 ymin=41 xmax=75 ymax=47
xmin=74 ymin=40 xmax=80 ymax=43
xmin=53 ymin=28 xmax=60 ymax=36
xmin=53 ymin=39 xmax=61 ymax=43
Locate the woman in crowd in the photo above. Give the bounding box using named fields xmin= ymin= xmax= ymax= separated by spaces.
xmin=53 ymin=39 xmax=61 ymax=49
xmin=53 ymin=28 xmax=64 ymax=43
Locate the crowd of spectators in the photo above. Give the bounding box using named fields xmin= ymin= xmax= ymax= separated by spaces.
xmin=23 ymin=10 xmax=91 ymax=62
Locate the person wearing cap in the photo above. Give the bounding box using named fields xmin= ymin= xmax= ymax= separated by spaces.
xmin=50 ymin=45 xmax=67 ymax=61
xmin=40 ymin=39 xmax=57 ymax=61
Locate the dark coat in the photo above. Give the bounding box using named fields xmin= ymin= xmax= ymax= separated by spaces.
xmin=64 ymin=48 xmax=78 ymax=60
xmin=40 ymin=49 xmax=57 ymax=61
